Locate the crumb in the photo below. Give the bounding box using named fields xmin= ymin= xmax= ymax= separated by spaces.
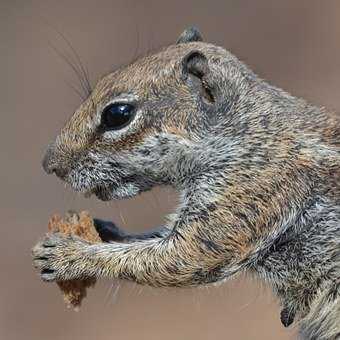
xmin=48 ymin=211 xmax=101 ymax=310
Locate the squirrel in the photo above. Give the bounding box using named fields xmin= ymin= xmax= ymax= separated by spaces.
xmin=33 ymin=27 xmax=340 ymax=339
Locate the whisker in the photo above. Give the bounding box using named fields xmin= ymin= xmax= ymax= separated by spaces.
xmin=83 ymin=64 xmax=92 ymax=97
xmin=131 ymin=20 xmax=141 ymax=64
xmin=113 ymin=201 xmax=126 ymax=229
xmin=48 ymin=41 xmax=91 ymax=99
xmin=117 ymin=202 xmax=127 ymax=228
xmin=41 ymin=16 xmax=92 ymax=98
xmin=151 ymin=190 xmax=160 ymax=209
xmin=109 ymin=281 xmax=121 ymax=305
xmin=104 ymin=283 xmax=114 ymax=305
xmin=64 ymin=79 xmax=87 ymax=101
xmin=53 ymin=28 xmax=92 ymax=96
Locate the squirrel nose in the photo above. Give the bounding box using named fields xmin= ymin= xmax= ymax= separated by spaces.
xmin=42 ymin=143 xmax=68 ymax=179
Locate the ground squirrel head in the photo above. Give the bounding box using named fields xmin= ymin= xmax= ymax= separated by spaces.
xmin=42 ymin=27 xmax=264 ymax=200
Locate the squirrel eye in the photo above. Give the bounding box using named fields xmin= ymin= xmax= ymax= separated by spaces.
xmin=100 ymin=103 xmax=135 ymax=131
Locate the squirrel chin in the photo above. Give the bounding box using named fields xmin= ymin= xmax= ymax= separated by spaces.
xmin=93 ymin=182 xmax=141 ymax=201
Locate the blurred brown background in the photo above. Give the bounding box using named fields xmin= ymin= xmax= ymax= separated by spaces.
xmin=2 ymin=1 xmax=340 ymax=339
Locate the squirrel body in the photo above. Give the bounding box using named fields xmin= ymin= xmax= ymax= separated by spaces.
xmin=33 ymin=28 xmax=340 ymax=339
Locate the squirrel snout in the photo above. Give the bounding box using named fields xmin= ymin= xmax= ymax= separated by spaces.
xmin=42 ymin=143 xmax=68 ymax=179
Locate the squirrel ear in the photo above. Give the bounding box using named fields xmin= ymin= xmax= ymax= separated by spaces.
xmin=176 ymin=27 xmax=203 ymax=44
xmin=181 ymin=50 xmax=208 ymax=80
xmin=182 ymin=51 xmax=215 ymax=104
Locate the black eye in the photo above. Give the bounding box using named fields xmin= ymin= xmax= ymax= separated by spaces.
xmin=101 ymin=103 xmax=135 ymax=130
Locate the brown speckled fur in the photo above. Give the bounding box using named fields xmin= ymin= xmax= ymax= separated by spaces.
xmin=33 ymin=28 xmax=340 ymax=339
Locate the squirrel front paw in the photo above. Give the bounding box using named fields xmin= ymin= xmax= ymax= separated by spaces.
xmin=32 ymin=233 xmax=89 ymax=282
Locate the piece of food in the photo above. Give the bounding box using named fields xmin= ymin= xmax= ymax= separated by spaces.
xmin=47 ymin=211 xmax=101 ymax=310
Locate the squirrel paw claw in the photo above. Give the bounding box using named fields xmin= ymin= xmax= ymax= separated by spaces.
xmin=32 ymin=233 xmax=87 ymax=282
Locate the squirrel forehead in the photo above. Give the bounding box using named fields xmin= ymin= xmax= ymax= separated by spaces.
xmin=61 ymin=42 xmax=219 ymax=139
xmin=91 ymin=42 xmax=226 ymax=103
xmin=65 ymin=41 xmax=234 ymax=134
